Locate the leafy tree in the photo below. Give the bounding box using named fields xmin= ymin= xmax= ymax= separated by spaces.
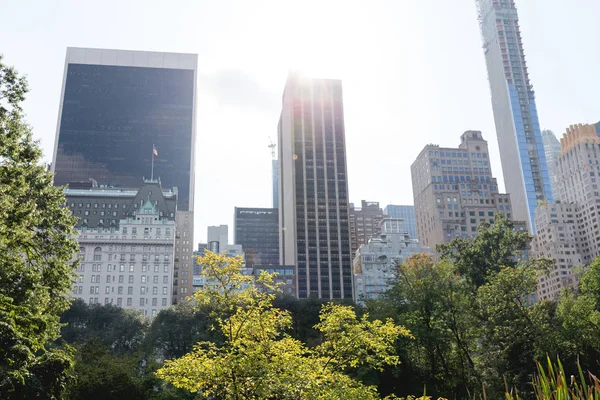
xmin=370 ymin=254 xmax=479 ymax=398
xmin=437 ymin=215 xmax=532 ymax=287
xmin=145 ymin=301 xmax=218 ymax=360
xmin=156 ymin=251 xmax=409 ymax=399
xmin=61 ymin=299 xmax=148 ymax=354
xmin=556 ymin=257 xmax=600 ymax=370
xmin=0 ymin=55 xmax=79 ymax=397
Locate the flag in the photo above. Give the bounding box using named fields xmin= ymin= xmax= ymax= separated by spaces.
xmin=153 ymin=144 xmax=158 ymax=156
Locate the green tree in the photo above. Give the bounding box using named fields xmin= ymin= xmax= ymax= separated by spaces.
xmin=145 ymin=301 xmax=218 ymax=360
xmin=370 ymin=254 xmax=479 ymax=398
xmin=556 ymin=257 xmax=600 ymax=370
xmin=156 ymin=251 xmax=409 ymax=399
xmin=0 ymin=55 xmax=79 ymax=398
xmin=61 ymin=299 xmax=148 ymax=354
xmin=437 ymin=215 xmax=531 ymax=287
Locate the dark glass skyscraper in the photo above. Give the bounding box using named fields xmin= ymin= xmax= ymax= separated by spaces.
xmin=234 ymin=207 xmax=279 ymax=268
xmin=52 ymin=47 xmax=197 ymax=211
xmin=476 ymin=0 xmax=553 ymax=232
xmin=278 ymin=74 xmax=353 ymax=299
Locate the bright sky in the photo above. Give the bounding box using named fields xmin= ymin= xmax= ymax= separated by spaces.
xmin=2 ymin=0 xmax=600 ymax=244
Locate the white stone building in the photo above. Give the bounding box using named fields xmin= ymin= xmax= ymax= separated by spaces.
xmin=73 ymin=199 xmax=175 ymax=317
xmin=353 ymin=218 xmax=430 ymax=303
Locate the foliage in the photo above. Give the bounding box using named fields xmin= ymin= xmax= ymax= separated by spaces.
xmin=505 ymin=357 xmax=600 ymax=400
xmin=0 ymin=55 xmax=79 ymax=398
xmin=61 ymin=299 xmax=148 ymax=354
xmin=156 ymin=251 xmax=409 ymax=399
xmin=145 ymin=300 xmax=218 ymax=360
xmin=437 ymin=214 xmax=532 ymax=287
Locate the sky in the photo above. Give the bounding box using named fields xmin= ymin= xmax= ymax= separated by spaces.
xmin=2 ymin=0 xmax=600 ymax=244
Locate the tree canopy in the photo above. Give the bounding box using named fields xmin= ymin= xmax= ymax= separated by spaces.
xmin=156 ymin=251 xmax=410 ymax=399
xmin=0 ymin=55 xmax=79 ymax=398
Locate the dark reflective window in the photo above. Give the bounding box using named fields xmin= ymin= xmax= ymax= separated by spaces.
xmin=54 ymin=64 xmax=194 ymax=210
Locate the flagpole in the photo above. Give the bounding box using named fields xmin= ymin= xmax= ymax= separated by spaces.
xmin=151 ymin=144 xmax=154 ymax=181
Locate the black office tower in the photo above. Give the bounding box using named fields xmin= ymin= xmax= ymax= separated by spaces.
xmin=278 ymin=74 xmax=353 ymax=299
xmin=234 ymin=208 xmax=279 ymax=268
xmin=52 ymin=47 xmax=197 ymax=211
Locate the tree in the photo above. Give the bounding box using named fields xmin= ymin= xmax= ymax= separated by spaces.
xmin=61 ymin=299 xmax=148 ymax=354
xmin=0 ymin=55 xmax=79 ymax=397
xmin=369 ymin=254 xmax=479 ymax=398
xmin=156 ymin=251 xmax=409 ymax=399
xmin=437 ymin=215 xmax=532 ymax=287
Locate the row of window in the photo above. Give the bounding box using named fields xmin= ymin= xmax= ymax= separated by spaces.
xmin=82 ymin=296 xmax=168 ymax=308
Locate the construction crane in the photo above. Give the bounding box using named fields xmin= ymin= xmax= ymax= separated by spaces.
xmin=268 ymin=137 xmax=276 ymax=160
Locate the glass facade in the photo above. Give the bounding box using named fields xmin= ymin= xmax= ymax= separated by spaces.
xmin=383 ymin=205 xmax=417 ymax=239
xmin=234 ymin=208 xmax=279 ymax=268
xmin=54 ymin=63 xmax=195 ymax=211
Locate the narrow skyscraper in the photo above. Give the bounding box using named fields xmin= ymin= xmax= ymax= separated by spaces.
xmin=541 ymin=130 xmax=562 ymax=201
xmin=476 ymin=0 xmax=553 ymax=231
xmin=278 ymin=74 xmax=353 ymax=299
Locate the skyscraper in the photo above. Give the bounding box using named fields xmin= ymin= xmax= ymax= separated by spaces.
xmin=411 ymin=130 xmax=525 ymax=248
xmin=52 ymin=47 xmax=197 ymax=303
xmin=533 ymin=123 xmax=600 ymax=300
xmin=541 ymin=130 xmax=562 ymax=201
xmin=476 ymin=0 xmax=553 ymax=231
xmin=52 ymin=47 xmax=197 ymax=212
xmin=272 ymin=159 xmax=279 ymax=208
xmin=278 ymin=74 xmax=353 ymax=299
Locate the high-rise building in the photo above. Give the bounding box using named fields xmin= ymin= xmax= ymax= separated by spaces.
xmin=278 ymin=74 xmax=353 ymax=299
xmin=52 ymin=47 xmax=197 ymax=303
xmin=476 ymin=0 xmax=553 ymax=231
xmin=66 ymin=182 xmax=176 ymax=316
xmin=272 ymin=159 xmax=279 ymax=209
xmin=541 ymin=130 xmax=562 ymax=201
xmin=349 ymin=201 xmax=386 ymax=256
xmin=532 ymin=124 xmax=600 ymax=300
xmin=384 ymin=205 xmax=418 ymax=239
xmin=353 ymin=218 xmax=430 ymax=303
xmin=411 ymin=130 xmax=526 ymax=248
xmin=234 ymin=207 xmax=279 ymax=268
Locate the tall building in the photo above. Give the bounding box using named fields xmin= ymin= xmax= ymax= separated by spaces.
xmin=272 ymin=159 xmax=279 ymax=208
xmin=66 ymin=182 xmax=176 ymax=316
xmin=476 ymin=0 xmax=553 ymax=231
xmin=278 ymin=74 xmax=353 ymax=299
xmin=532 ymin=124 xmax=600 ymax=300
xmin=532 ymin=203 xmax=581 ymax=301
xmin=411 ymin=130 xmax=525 ymax=248
xmin=349 ymin=201 xmax=386 ymax=256
xmin=353 ymin=218 xmax=430 ymax=303
xmin=384 ymin=205 xmax=417 ymax=239
xmin=234 ymin=207 xmax=279 ymax=268
xmin=52 ymin=47 xmax=197 ymax=303
xmin=541 ymin=130 xmax=562 ymax=201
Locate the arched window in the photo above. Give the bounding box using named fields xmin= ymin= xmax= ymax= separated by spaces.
xmin=93 ymin=247 xmax=102 ymax=261
xmin=79 ymin=247 xmax=86 ymax=261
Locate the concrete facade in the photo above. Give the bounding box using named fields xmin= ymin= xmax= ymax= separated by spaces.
xmin=476 ymin=0 xmax=553 ymax=232
xmin=73 ymin=199 xmax=175 ymax=317
xmin=411 ymin=131 xmax=526 ymax=249
xmin=278 ymin=74 xmax=353 ymax=299
xmin=349 ymin=201 xmax=387 ymax=256
xmin=353 ymin=218 xmax=429 ymax=303
xmin=533 ymin=124 xmax=600 ymax=300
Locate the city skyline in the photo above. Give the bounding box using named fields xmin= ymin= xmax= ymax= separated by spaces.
xmin=3 ymin=0 xmax=600 ymax=243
